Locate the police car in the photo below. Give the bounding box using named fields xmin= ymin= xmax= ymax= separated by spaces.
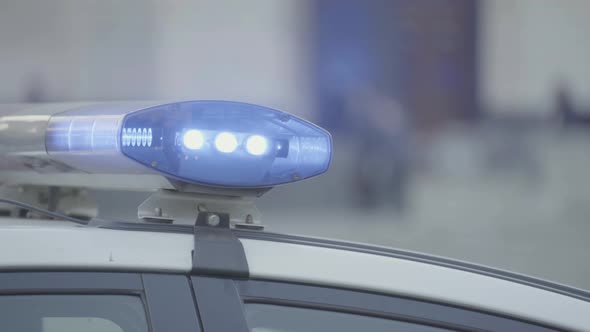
xmin=0 ymin=101 xmax=589 ymax=332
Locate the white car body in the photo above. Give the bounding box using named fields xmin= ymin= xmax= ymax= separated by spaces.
xmin=1 ymin=218 xmax=588 ymax=331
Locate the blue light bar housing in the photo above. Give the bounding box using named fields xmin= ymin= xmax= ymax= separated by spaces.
xmin=119 ymin=101 xmax=332 ymax=188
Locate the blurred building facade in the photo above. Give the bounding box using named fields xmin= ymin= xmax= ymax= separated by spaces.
xmin=3 ymin=0 xmax=589 ymax=118
xmin=481 ymin=0 xmax=590 ymax=115
xmin=0 ymin=0 xmax=312 ymax=118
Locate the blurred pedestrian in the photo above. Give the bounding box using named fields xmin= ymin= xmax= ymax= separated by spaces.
xmin=347 ymin=86 xmax=411 ymax=213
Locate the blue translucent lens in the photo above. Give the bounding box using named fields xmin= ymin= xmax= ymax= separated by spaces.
xmin=120 ymin=101 xmax=332 ymax=188
xmin=246 ymin=135 xmax=268 ymax=156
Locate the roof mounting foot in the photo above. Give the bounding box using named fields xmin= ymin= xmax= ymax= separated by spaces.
xmin=191 ymin=211 xmax=249 ymax=278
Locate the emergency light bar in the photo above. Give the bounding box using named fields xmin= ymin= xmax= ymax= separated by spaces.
xmin=0 ymin=101 xmax=332 ymax=190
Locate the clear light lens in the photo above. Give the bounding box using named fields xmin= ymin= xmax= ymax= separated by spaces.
xmin=183 ymin=129 xmax=205 ymax=150
xmin=246 ymin=135 xmax=268 ymax=156
xmin=215 ymin=132 xmax=238 ymax=153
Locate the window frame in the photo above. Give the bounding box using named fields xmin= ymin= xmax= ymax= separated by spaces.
xmin=235 ymin=279 xmax=566 ymax=332
xmin=0 ymin=272 xmax=202 ymax=332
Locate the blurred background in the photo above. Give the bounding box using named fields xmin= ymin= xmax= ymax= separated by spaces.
xmin=1 ymin=0 xmax=590 ymax=289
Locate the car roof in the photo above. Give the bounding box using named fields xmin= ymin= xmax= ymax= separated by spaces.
xmin=0 ymin=218 xmax=589 ymax=331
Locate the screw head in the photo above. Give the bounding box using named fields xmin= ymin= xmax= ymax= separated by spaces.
xmin=207 ymin=214 xmax=220 ymax=227
xmin=197 ymin=204 xmax=208 ymax=212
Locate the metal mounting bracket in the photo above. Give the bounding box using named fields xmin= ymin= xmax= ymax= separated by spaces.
xmin=191 ymin=211 xmax=249 ymax=278
xmin=137 ymin=190 xmax=263 ymax=229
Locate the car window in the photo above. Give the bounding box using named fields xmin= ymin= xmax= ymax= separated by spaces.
xmin=0 ymin=294 xmax=148 ymax=332
xmin=244 ymin=303 xmax=454 ymax=332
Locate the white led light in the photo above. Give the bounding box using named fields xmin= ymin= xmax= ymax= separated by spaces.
xmin=131 ymin=128 xmax=137 ymax=146
xmin=215 ymin=132 xmax=238 ymax=153
xmin=122 ymin=128 xmax=129 ymax=147
xmin=183 ymin=129 xmax=205 ymax=150
xmin=127 ymin=128 xmax=131 ymax=146
xmin=141 ymin=128 xmax=147 ymax=147
xmin=147 ymin=128 xmax=153 ymax=147
xmin=246 ymin=135 xmax=268 ymax=156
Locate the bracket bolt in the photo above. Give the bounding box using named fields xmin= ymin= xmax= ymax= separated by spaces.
xmin=207 ymin=214 xmax=220 ymax=227
xmin=197 ymin=204 xmax=207 ymax=212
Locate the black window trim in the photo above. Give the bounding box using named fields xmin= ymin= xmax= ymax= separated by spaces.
xmin=0 ymin=272 xmax=144 ymax=294
xmin=237 ymin=279 xmax=567 ymax=332
xmin=243 ymin=295 xmax=473 ymax=332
